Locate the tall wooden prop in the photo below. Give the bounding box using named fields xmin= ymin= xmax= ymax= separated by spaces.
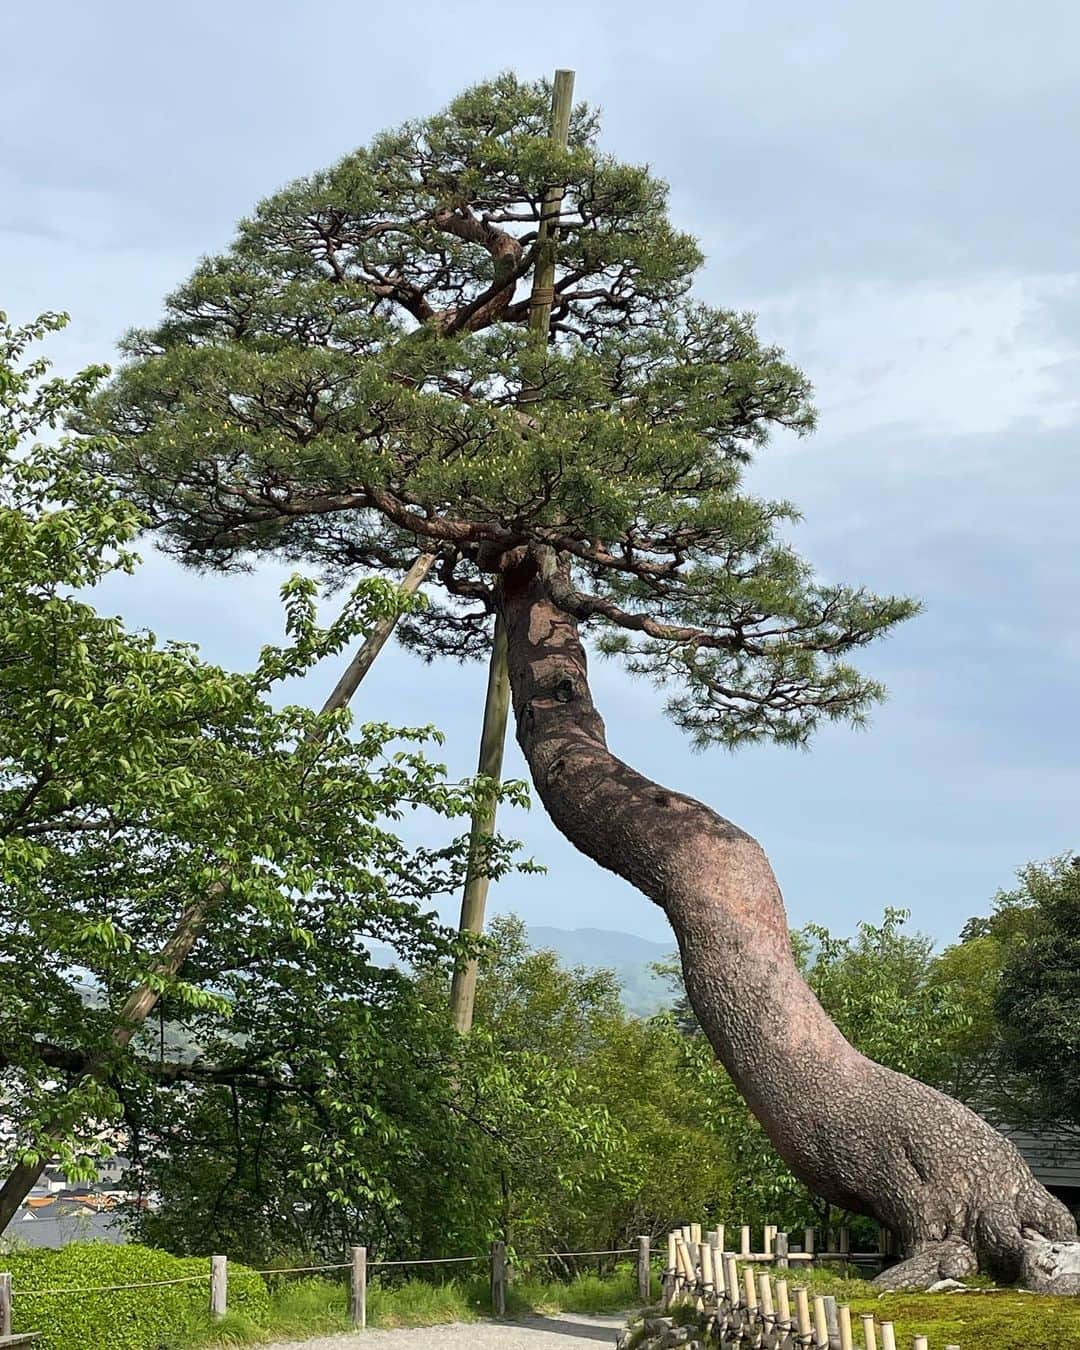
xmin=449 ymin=67 xmax=576 ymax=1033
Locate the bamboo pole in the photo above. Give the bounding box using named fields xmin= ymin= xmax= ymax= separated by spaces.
xmin=449 ymin=68 xmax=576 ymax=1034
xmin=723 ymin=1254 xmax=739 ymax=1308
xmin=699 ymin=1241 xmax=715 ymax=1301
xmin=837 ymin=1304 xmax=853 ymax=1350
xmin=879 ymin=1323 xmax=896 ymax=1350
xmin=860 ymin=1314 xmax=878 ymax=1350
xmin=794 ymin=1288 xmax=812 ymax=1345
xmin=741 ymin=1224 xmax=752 ymax=1257
xmin=812 ymin=1295 xmax=829 ymax=1350
xmin=775 ymin=1278 xmax=791 ymax=1347
xmin=449 ymin=615 xmax=510 ymax=1033
xmin=318 ymin=554 xmax=434 ymax=715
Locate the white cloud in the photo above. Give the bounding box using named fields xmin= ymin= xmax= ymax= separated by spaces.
xmin=740 ymin=272 xmax=1080 ymax=443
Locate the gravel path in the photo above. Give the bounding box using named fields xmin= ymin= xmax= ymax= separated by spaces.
xmin=260 ymin=1311 xmax=626 ymax=1350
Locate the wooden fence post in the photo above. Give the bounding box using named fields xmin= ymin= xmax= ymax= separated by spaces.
xmin=775 ymin=1231 xmax=789 ymax=1268
xmin=637 ymin=1235 xmax=651 ymax=1302
xmin=350 ymin=1246 xmax=367 ymax=1328
xmin=0 ymin=1272 xmax=10 ymax=1337
xmin=740 ymin=1224 xmax=751 ymax=1257
xmin=804 ymin=1226 xmax=815 ymax=1258
xmin=210 ymin=1255 xmax=227 ymax=1321
xmin=491 ymin=1240 xmax=507 ymax=1317
xmin=879 ymin=1322 xmax=897 ymax=1350
xmin=860 ymin=1313 xmax=878 ymax=1350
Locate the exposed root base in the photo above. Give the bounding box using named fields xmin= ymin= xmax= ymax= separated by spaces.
xmin=1020 ymin=1234 xmax=1080 ymax=1294
xmin=872 ymin=1234 xmax=1080 ymax=1293
xmin=872 ymin=1239 xmax=977 ymax=1291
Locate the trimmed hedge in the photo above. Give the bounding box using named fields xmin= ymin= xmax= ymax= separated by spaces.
xmin=3 ymin=1242 xmax=270 ymax=1350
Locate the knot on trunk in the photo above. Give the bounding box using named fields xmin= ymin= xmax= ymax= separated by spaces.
xmin=552 ymin=677 xmax=575 ymax=702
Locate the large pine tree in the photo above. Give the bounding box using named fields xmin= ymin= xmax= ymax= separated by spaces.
xmin=88 ymin=74 xmax=1077 ymax=1287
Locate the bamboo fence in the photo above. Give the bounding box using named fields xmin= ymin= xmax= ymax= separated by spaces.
xmin=661 ymin=1223 xmax=958 ymax=1350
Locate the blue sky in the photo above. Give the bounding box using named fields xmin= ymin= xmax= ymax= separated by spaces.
xmin=4 ymin=1 xmax=1078 ymax=947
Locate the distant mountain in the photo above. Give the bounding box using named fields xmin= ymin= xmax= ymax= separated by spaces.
xmin=527 ymin=925 xmax=675 ymax=1017
xmin=365 ymin=924 xmax=678 ymax=1017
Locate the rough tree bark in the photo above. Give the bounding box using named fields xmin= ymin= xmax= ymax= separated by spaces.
xmin=497 ymin=552 xmax=1079 ymax=1290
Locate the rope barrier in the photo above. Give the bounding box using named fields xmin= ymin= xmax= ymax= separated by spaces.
xmin=254 ymin=1262 xmax=351 ymax=1275
xmin=14 ymin=1274 xmax=207 ymax=1297
xmin=529 ymin=1247 xmax=636 ymax=1258
xmin=370 ymin=1255 xmax=485 ymax=1267
xmin=7 ymin=1246 xmax=629 ymax=1297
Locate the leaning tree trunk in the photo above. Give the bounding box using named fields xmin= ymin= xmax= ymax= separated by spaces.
xmin=497 ymin=555 xmax=1079 ymax=1291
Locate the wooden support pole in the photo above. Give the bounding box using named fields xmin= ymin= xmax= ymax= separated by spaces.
xmin=210 ymin=1255 xmax=227 ymax=1321
xmin=491 ymin=1240 xmax=507 ymax=1316
xmin=0 ymin=1272 xmax=10 ymax=1337
xmin=804 ymin=1227 xmax=815 ymax=1257
xmin=775 ymin=1231 xmax=789 ymax=1269
xmin=319 ymin=554 xmax=434 ymax=716
xmin=637 ymin=1235 xmax=651 ymax=1302
xmin=523 ymin=69 xmax=576 ymax=354
xmin=451 ymin=67 xmax=575 ymax=1035
xmin=839 ymin=1226 xmax=850 ymax=1256
xmin=450 ymin=617 xmax=510 ymax=1033
xmin=350 ymin=1246 xmax=367 ymax=1328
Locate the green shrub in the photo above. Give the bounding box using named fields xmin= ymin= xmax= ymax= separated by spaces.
xmin=4 ymin=1242 xmax=269 ymax=1350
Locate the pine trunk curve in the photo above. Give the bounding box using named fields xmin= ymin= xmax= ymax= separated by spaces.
xmin=497 ymin=556 xmax=1078 ymax=1290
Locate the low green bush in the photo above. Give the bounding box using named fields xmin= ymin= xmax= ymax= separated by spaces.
xmin=4 ymin=1242 xmax=269 ymax=1350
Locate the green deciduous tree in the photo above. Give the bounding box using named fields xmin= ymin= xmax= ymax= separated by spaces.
xmin=0 ymin=312 xmax=519 ymax=1231
xmin=84 ymin=74 xmax=1075 ymax=1286
xmin=993 ymin=855 xmax=1080 ymax=1133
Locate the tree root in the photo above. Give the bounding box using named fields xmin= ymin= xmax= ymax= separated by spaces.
xmin=1020 ymin=1233 xmax=1080 ymax=1294
xmin=872 ymin=1239 xmax=978 ymax=1290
